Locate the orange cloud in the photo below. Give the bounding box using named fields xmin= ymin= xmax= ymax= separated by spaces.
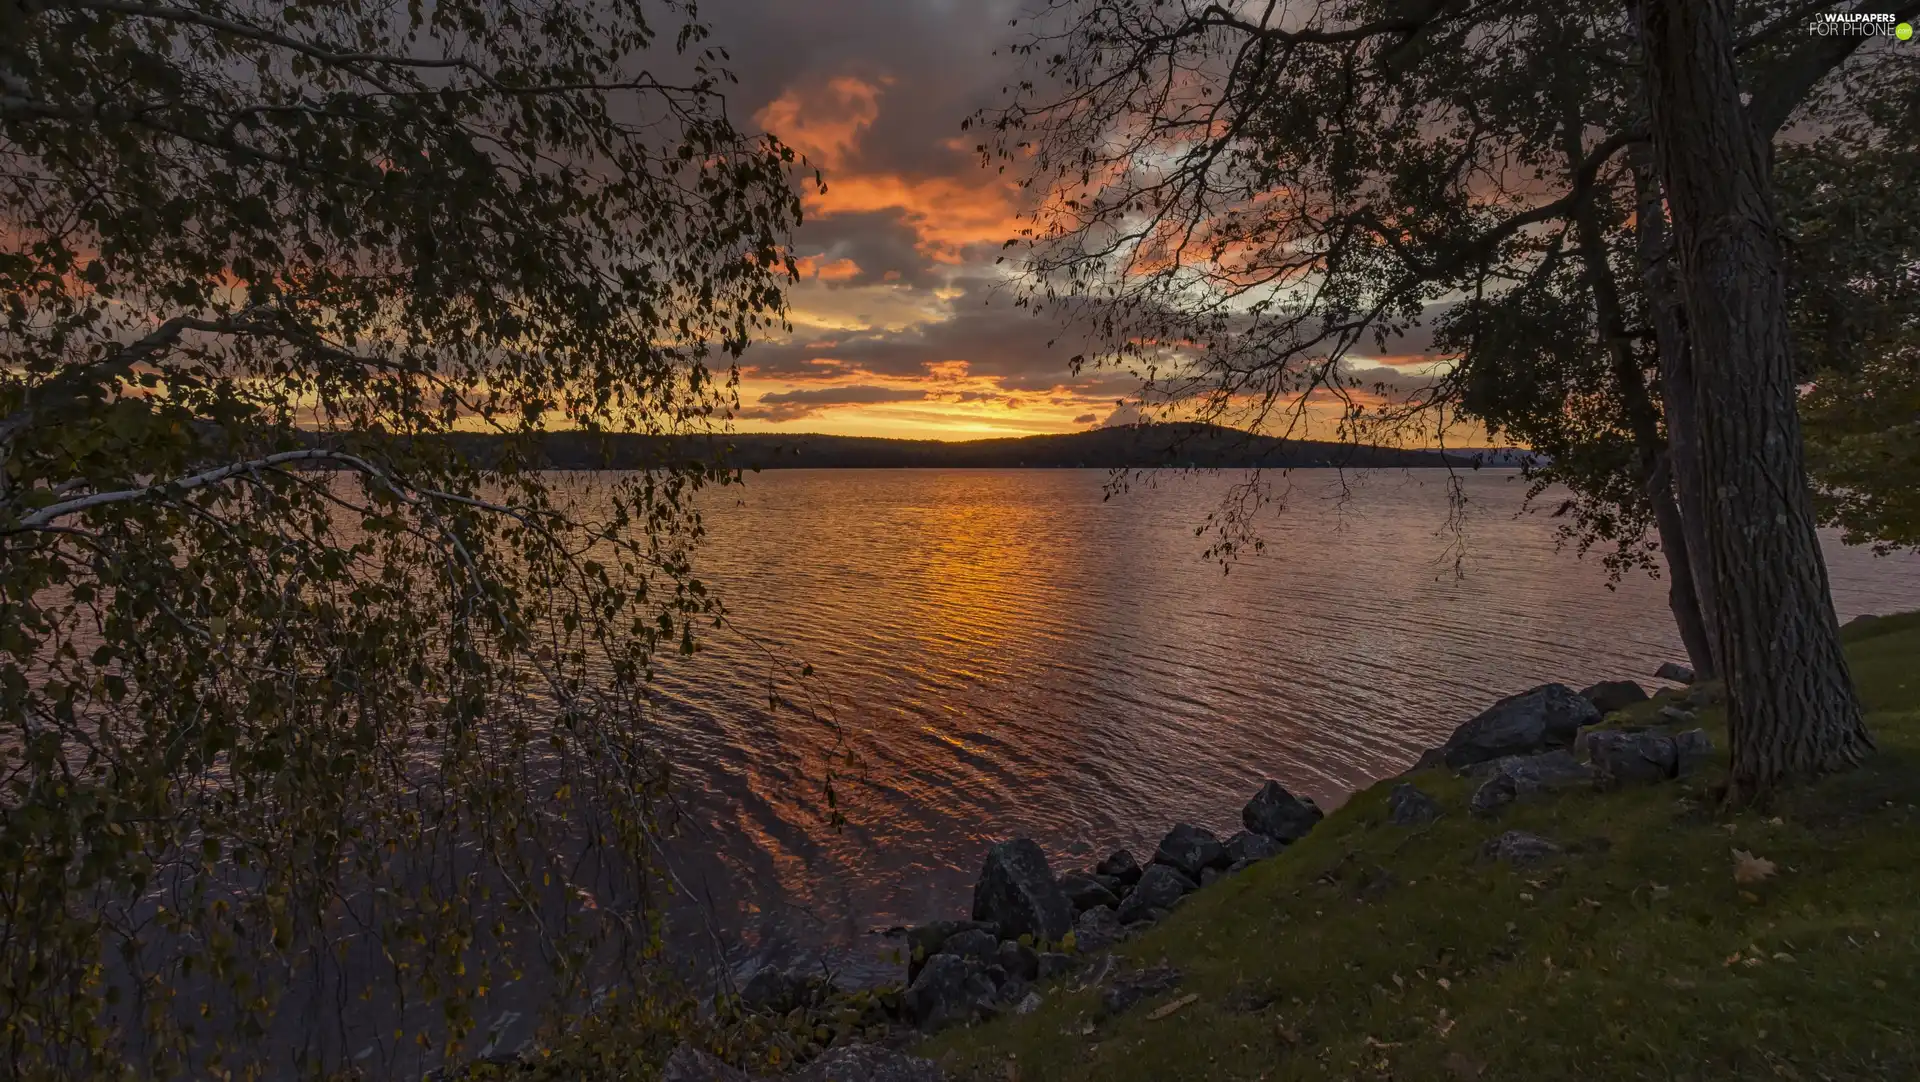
xmin=794 ymin=255 xmax=862 ymax=282
xmin=755 ymin=76 xmax=886 ymax=170
xmin=803 ymin=172 xmax=1021 ymax=259
xmin=755 ymin=73 xmax=1022 ymax=259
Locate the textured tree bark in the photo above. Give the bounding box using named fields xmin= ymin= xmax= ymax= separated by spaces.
xmin=1630 ymin=149 xmax=1721 ymax=681
xmin=1633 ymin=0 xmax=1870 ymax=797
xmin=1559 ymin=114 xmax=1716 ymax=680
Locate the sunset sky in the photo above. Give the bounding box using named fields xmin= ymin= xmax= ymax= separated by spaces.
xmin=704 ymin=0 xmax=1439 ymax=443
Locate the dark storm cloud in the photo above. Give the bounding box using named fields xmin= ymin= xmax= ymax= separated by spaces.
xmin=799 ymin=209 xmax=942 ymax=289
xmin=705 ymin=0 xmax=1022 ymax=176
xmin=747 ymin=277 xmax=1142 ymax=398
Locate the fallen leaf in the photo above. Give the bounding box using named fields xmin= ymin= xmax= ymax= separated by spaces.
xmin=1436 ymin=977 xmax=1452 ymax=991
xmin=1733 ymin=850 xmax=1777 ymax=884
xmin=1649 ymin=882 xmax=1672 ymax=900
xmin=1772 ymin=952 xmax=1795 ymax=963
xmin=1147 ymin=993 xmax=1198 ymax=1020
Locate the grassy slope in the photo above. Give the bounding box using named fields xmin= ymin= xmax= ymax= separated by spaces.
xmin=928 ymin=613 xmax=1920 ymax=1082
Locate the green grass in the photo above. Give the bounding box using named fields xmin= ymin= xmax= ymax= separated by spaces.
xmin=926 ymin=612 xmax=1920 ymax=1081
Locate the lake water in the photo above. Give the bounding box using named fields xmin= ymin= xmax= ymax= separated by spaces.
xmin=634 ymin=468 xmax=1920 ymax=984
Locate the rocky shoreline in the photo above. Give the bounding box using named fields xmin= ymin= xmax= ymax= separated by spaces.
xmin=647 ymin=669 xmax=1717 ymax=1082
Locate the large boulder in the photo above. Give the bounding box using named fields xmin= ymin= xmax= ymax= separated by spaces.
xmin=905 ymin=919 xmax=996 ymax=982
xmin=1224 ymin=830 xmax=1284 ymax=864
xmin=934 ymin=928 xmax=999 ymax=964
xmin=903 ymin=953 xmax=998 ymax=1032
xmin=1586 ymin=727 xmax=1715 ymax=788
xmin=792 ymin=1045 xmax=945 ymax=1082
xmin=1116 ymin=863 xmax=1195 ymax=924
xmin=1579 ymin=679 xmax=1650 ymax=715
xmin=971 ymin=839 xmax=1075 ymax=944
xmin=994 ymin=938 xmax=1040 ymax=982
xmin=1439 ymin=684 xmax=1601 ymax=769
xmin=1057 ymin=872 xmax=1120 ymax=913
xmin=1095 ymin=848 xmax=1143 ymax=885
xmin=1468 ymin=750 xmax=1596 ymax=817
xmin=1386 ymin=782 xmax=1442 ymax=826
xmin=1672 ymin=728 xmax=1715 ymax=775
xmin=1242 ymin=780 xmax=1324 ymax=843
xmin=1073 ymin=906 xmax=1128 ymax=952
xmin=1152 ymin=823 xmax=1228 ymax=878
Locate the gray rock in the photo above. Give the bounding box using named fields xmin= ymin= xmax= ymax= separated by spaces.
xmin=738 ymin=964 xmax=808 ymax=1012
xmin=1657 ymin=704 xmax=1697 ymax=725
xmin=1672 ymin=728 xmax=1714 ymax=775
xmin=971 ymin=838 xmax=1075 ymax=944
xmin=1015 ymin=990 xmax=1044 ymax=1016
xmin=935 ymin=928 xmax=999 ymax=963
xmin=1224 ymin=830 xmax=1284 ymax=864
xmin=1116 ymin=863 xmax=1195 ymax=924
xmin=1072 ymin=905 xmax=1127 ymax=952
xmin=1483 ymin=830 xmax=1562 ymax=865
xmin=1440 ymin=684 xmax=1601 ymax=768
xmin=1199 ymin=867 xmax=1222 ymax=888
xmin=1057 ymin=872 xmax=1120 ymax=913
xmin=1469 ymin=769 xmax=1517 ymax=817
xmin=906 ymin=919 xmax=996 ymax=980
xmin=1654 ymin=661 xmax=1696 ymax=684
xmin=1153 ymin=822 xmax=1228 ymax=877
xmin=1586 ymin=728 xmax=1679 ymax=788
xmin=664 ymin=1045 xmax=755 ymax=1082
xmin=903 ymin=953 xmax=998 ymax=1033
xmin=792 ymin=1044 xmax=946 ymax=1082
xmin=1386 ymin=782 xmax=1442 ymax=826
xmin=1408 ymin=746 xmax=1450 ymax=773
xmin=1037 ymin=951 xmax=1075 ymax=979
xmin=994 ymin=939 xmax=1039 ymax=982
xmin=1243 ymin=780 xmax=1324 ymax=843
xmin=1090 ymin=872 xmax=1124 ymax=895
xmin=1095 ymin=848 xmax=1143 ymax=885
xmin=1579 ymin=679 xmax=1650 ymax=715
xmin=1225 ymin=858 xmax=1255 ymax=875
xmin=1100 ymin=965 xmax=1183 ymax=1016
xmin=1467 ymin=749 xmax=1597 ymax=816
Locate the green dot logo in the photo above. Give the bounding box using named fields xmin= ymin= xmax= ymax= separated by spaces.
xmin=1899 ymin=22 xmax=1915 ymax=40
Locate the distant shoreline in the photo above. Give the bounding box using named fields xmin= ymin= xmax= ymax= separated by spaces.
xmin=398 ymin=423 xmax=1541 ymax=472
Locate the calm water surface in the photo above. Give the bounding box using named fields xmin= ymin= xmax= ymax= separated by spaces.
xmin=629 ymin=469 xmax=1920 ymax=983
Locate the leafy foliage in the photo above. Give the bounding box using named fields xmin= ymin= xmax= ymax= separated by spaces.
xmin=1779 ymin=57 xmax=1920 ymax=553
xmin=0 ymin=1 xmax=802 ymax=1076
xmin=979 ymin=0 xmax=1910 ymax=570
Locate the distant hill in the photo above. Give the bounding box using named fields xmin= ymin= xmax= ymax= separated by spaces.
xmin=425 ymin=424 xmax=1537 ymax=471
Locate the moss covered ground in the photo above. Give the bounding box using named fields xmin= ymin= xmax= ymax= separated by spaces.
xmin=924 ymin=612 xmax=1920 ymax=1081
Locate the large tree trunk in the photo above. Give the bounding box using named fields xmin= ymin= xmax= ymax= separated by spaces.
xmin=1558 ymin=113 xmax=1717 ymax=680
xmin=1633 ymin=0 xmax=1869 ymax=797
xmin=1629 ymin=149 xmax=1720 ymax=681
